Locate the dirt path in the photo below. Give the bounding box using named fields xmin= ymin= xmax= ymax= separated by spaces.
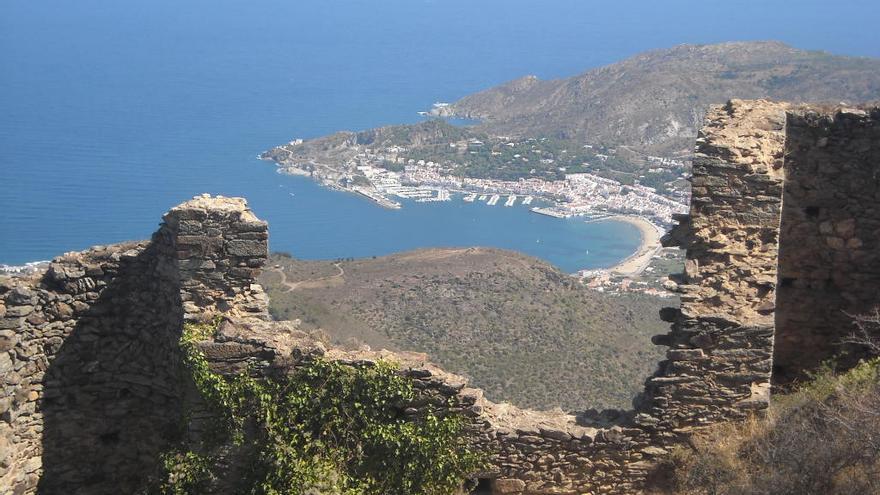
xmin=274 ymin=263 xmax=345 ymax=292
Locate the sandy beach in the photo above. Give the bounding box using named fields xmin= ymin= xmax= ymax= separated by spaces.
xmin=593 ymin=215 xmax=665 ymax=275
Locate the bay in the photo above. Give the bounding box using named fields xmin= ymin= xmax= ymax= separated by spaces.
xmin=1 ymin=0 xmax=877 ymax=268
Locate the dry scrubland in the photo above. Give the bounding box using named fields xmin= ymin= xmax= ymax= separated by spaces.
xmin=665 ymin=311 xmax=880 ymax=495
xmin=669 ymin=359 xmax=880 ymax=495
xmin=260 ymin=249 xmax=670 ymax=411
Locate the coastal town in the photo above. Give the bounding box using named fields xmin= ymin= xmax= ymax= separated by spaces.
xmin=260 ymin=128 xmax=689 ymax=229
xmin=258 ymin=123 xmax=690 ymax=295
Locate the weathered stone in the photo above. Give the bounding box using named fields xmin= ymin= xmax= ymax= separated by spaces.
xmin=6 ymin=287 xmax=36 ymax=306
xmin=825 ymin=236 xmax=845 ymax=250
xmin=0 ymin=352 xmax=13 ymax=374
xmin=0 ymin=330 xmax=16 ymax=353
xmin=846 ymin=237 xmax=863 ymax=249
xmin=225 ymin=240 xmax=267 ymax=257
xmin=493 ymin=478 xmax=526 ymax=493
xmin=666 ymin=349 xmax=706 ymax=361
xmin=5 ymin=306 xmax=34 ymax=318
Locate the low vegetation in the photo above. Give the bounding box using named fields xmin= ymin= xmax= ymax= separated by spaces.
xmin=260 ymin=249 xmax=671 ymax=411
xmin=447 ymin=41 xmax=880 ymax=155
xmin=669 ymin=311 xmax=880 ymax=495
xmin=148 ymin=322 xmax=484 ymax=495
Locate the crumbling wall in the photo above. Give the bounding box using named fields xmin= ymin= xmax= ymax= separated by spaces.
xmin=161 ymin=195 xmax=270 ymax=322
xmin=197 ymin=316 xmax=658 ymax=495
xmin=640 ymin=100 xmax=788 ymax=442
xmin=774 ymin=106 xmax=880 ymax=382
xmin=0 ymin=239 xmax=184 ymax=494
xmin=0 ymin=195 xmax=270 ymax=495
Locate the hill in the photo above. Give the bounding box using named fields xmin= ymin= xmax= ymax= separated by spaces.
xmin=259 ymin=248 xmax=671 ymax=411
xmin=442 ymin=41 xmax=880 ymax=154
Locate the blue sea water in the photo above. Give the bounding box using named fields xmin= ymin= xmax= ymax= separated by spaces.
xmin=1 ymin=0 xmax=878 ymax=270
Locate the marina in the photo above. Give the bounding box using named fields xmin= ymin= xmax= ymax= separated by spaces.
xmin=487 ymin=194 xmax=500 ymax=206
xmin=415 ymin=189 xmax=451 ymax=202
xmin=504 ymin=195 xmax=517 ymax=207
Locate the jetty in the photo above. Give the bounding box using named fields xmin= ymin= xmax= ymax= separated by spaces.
xmin=351 ymin=186 xmax=402 ymax=209
xmin=530 ymin=206 xmax=570 ymax=218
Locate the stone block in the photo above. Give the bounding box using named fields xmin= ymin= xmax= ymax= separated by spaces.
xmin=5 ymin=305 xmax=34 ymax=318
xmin=666 ymin=349 xmax=706 ymax=361
xmin=225 ymin=239 xmax=267 ymax=258
xmin=0 ymin=317 xmax=23 ymax=330
xmin=233 ymin=220 xmax=269 ymax=233
xmin=6 ymin=287 xmax=36 ymax=306
xmin=493 ymin=478 xmax=526 ymax=493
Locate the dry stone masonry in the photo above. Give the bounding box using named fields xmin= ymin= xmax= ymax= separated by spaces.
xmin=0 ymin=195 xmax=271 ymax=494
xmin=1 ymin=100 xmax=878 ymax=494
xmin=162 ymin=195 xmax=271 ymax=323
xmin=774 ymin=105 xmax=880 ymax=382
xmin=639 ymin=100 xmax=789 ymax=439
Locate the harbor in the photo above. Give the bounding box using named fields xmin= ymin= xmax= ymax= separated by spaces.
xmin=530 ymin=207 xmax=572 ymax=218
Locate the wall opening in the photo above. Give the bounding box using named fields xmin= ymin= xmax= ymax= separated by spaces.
xmin=472 ymin=478 xmax=493 ymax=494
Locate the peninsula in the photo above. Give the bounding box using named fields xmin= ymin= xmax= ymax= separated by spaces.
xmin=259 ymin=121 xmax=688 ymax=228
xmin=259 ymin=41 xmax=880 ymax=276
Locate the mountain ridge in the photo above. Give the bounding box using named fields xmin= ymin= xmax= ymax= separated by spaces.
xmin=442 ymin=41 xmax=880 ymax=154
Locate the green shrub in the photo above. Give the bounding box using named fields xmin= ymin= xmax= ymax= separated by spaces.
xmin=150 ymin=322 xmax=485 ymax=495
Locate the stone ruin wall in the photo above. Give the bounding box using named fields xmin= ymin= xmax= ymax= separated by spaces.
xmin=164 ymin=196 xmax=272 ymax=323
xmin=774 ymin=105 xmax=880 ymax=382
xmin=0 ymin=238 xmax=185 ymax=494
xmin=639 ymin=100 xmax=789 ymax=442
xmin=0 ymin=196 xmax=272 ymax=494
xmin=1 ymin=100 xmax=878 ymax=495
xmin=0 ymin=193 xmax=653 ymax=495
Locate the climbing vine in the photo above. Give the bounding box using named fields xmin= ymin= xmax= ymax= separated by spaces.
xmin=150 ymin=321 xmax=485 ymax=495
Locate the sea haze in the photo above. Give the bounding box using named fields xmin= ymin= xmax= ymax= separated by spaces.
xmin=1 ymin=0 xmax=877 ymax=268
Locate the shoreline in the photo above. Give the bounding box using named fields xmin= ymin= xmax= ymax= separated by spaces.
xmin=591 ymin=215 xmax=664 ymax=276
xmin=268 ymin=162 xmax=669 ymax=276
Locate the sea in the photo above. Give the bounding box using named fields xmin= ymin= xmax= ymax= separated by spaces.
xmin=2 ymin=0 xmax=877 ymax=271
